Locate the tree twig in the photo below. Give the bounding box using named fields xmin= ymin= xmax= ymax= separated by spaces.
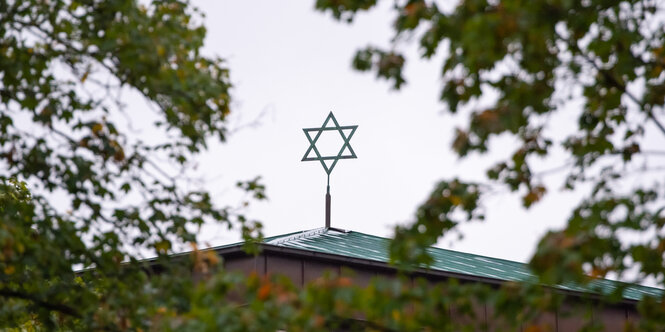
xmin=556 ymin=31 xmax=665 ymax=138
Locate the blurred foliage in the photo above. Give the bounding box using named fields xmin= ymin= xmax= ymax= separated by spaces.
xmin=2 ymin=0 xmax=665 ymax=330
xmin=0 ymin=0 xmax=267 ymax=329
xmin=316 ymin=0 xmax=665 ymax=330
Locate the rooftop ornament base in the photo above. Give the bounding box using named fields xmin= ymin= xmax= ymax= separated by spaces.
xmin=301 ymin=112 xmax=358 ymax=228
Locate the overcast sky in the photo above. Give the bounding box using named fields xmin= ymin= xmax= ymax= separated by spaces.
xmin=178 ymin=1 xmax=660 ymax=266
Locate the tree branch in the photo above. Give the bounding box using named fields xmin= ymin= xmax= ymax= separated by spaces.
xmin=0 ymin=289 xmax=81 ymax=318
xmin=557 ymin=31 xmax=665 ymax=138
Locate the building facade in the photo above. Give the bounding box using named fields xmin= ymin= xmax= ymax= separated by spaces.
xmin=214 ymin=227 xmax=662 ymax=331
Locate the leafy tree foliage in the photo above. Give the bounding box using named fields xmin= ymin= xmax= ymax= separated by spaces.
xmin=2 ymin=0 xmax=664 ymax=330
xmin=0 ymin=0 xmax=265 ymax=329
xmin=315 ymin=0 xmax=665 ymax=328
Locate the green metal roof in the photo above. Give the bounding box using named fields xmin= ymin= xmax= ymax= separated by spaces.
xmin=263 ymin=228 xmax=663 ymax=301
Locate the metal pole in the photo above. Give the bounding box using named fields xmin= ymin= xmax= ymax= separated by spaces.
xmin=325 ymin=181 xmax=331 ymax=228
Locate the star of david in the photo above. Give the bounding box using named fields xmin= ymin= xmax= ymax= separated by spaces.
xmin=301 ymin=112 xmax=358 ymax=176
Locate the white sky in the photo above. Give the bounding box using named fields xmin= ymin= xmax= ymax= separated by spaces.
xmin=177 ymin=0 xmax=662 ymax=267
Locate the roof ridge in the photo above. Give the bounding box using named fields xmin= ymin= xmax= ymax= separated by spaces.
xmin=266 ymin=227 xmax=328 ymax=245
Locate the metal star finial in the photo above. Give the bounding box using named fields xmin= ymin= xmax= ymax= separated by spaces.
xmin=301 ymin=112 xmax=358 ymax=180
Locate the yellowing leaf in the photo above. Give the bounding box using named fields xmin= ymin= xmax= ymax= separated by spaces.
xmin=449 ymin=195 xmax=462 ymax=205
xmin=205 ymin=250 xmax=219 ymax=266
xmin=80 ymin=70 xmax=90 ymax=83
xmin=4 ymin=265 xmax=15 ymax=275
xmin=92 ymin=123 xmax=103 ymax=135
xmin=154 ymin=240 xmax=171 ymax=254
xmin=392 ymin=309 xmax=401 ymax=321
xmin=524 ymin=325 xmax=542 ymax=332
